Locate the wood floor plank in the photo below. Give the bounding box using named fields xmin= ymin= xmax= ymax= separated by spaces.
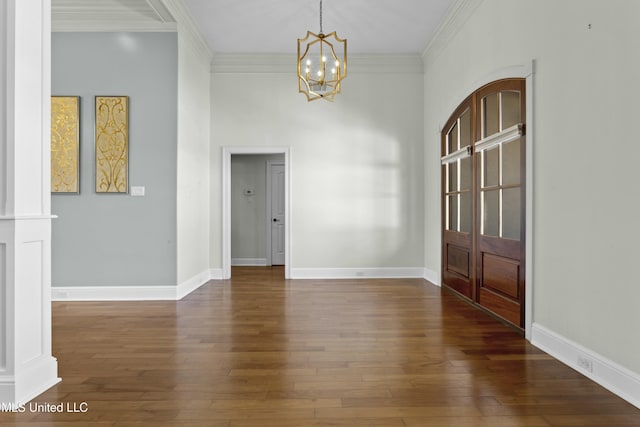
xmin=1 ymin=266 xmax=638 ymax=426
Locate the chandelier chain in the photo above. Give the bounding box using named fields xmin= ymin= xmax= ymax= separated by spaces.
xmin=319 ymin=0 xmax=323 ymax=33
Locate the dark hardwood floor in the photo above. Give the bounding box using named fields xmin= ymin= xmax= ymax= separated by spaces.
xmin=1 ymin=266 xmax=639 ymax=426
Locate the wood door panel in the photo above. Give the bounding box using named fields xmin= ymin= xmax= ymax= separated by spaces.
xmin=444 ymin=242 xmax=472 ymax=298
xmin=479 ymin=236 xmax=520 ymax=259
xmin=444 ymin=230 xmax=471 ymax=247
xmin=478 ymin=287 xmax=521 ymax=326
xmin=481 ymin=253 xmax=519 ymax=299
xmin=443 ymin=271 xmax=472 ymax=298
xmin=447 ymin=244 xmax=470 ymax=278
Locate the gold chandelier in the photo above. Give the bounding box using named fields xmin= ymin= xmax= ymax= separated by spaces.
xmin=297 ymin=0 xmax=347 ymax=102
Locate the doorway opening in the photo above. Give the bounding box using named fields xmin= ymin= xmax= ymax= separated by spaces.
xmin=222 ymin=147 xmax=291 ymax=279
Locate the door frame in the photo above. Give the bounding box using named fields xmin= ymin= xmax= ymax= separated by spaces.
xmin=266 ymin=160 xmax=285 ymax=266
xmin=439 ymin=62 xmax=534 ymax=340
xmin=222 ymin=146 xmax=291 ymax=279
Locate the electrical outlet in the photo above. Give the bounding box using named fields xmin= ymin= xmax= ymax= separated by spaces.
xmin=577 ymin=355 xmax=593 ymax=373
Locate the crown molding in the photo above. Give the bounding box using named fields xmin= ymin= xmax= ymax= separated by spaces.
xmin=211 ymin=54 xmax=424 ymax=74
xmin=51 ymin=0 xmax=212 ymax=62
xmin=422 ymin=0 xmax=484 ymax=64
xmin=52 ymin=0 xmax=177 ymax=32
xmin=52 ymin=21 xmax=177 ymax=32
xmin=161 ymin=0 xmax=212 ymax=62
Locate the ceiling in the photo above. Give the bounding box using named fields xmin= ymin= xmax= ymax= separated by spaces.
xmin=52 ymin=0 xmax=456 ymax=55
xmin=183 ymin=0 xmax=455 ymax=54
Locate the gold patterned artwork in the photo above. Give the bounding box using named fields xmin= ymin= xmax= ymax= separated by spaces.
xmin=95 ymin=96 xmax=128 ymax=193
xmin=51 ymin=96 xmax=80 ymax=193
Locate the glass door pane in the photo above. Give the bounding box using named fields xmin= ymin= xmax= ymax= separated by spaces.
xmin=502 ymin=187 xmax=521 ymax=239
xmin=483 ymin=93 xmax=500 ymax=137
xmin=448 ymin=161 xmax=458 ymax=193
xmin=502 ymin=91 xmax=521 ymax=129
xmin=483 ymin=146 xmax=500 ymax=188
xmin=447 ymin=122 xmax=458 ymax=155
xmin=482 ymin=189 xmax=500 ymax=237
xmin=447 ymin=194 xmax=458 ymax=231
xmin=460 ymin=108 xmax=472 ymax=149
xmin=502 ymin=139 xmax=521 ymax=186
xmin=460 ymin=191 xmax=472 ymax=233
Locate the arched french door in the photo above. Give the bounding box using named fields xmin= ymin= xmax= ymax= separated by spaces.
xmin=441 ymin=79 xmax=526 ymax=329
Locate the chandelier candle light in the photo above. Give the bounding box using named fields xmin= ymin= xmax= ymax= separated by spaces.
xmin=297 ymin=0 xmax=347 ymax=101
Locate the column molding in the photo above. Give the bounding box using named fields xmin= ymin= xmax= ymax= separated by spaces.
xmin=0 ymin=0 xmax=60 ymax=406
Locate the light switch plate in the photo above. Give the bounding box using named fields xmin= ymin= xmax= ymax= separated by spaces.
xmin=131 ymin=186 xmax=145 ymax=196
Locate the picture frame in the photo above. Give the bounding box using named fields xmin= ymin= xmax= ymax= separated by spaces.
xmin=95 ymin=95 xmax=129 ymax=193
xmin=51 ymin=96 xmax=80 ymax=194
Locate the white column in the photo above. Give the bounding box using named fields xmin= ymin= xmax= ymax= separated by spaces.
xmin=0 ymin=0 xmax=60 ymax=405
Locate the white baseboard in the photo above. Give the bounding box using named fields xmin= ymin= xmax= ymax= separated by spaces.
xmin=0 ymin=356 xmax=60 ymax=406
xmin=231 ymin=258 xmax=268 ymax=266
xmin=531 ymin=323 xmax=640 ymax=410
xmin=51 ymin=285 xmax=177 ymax=301
xmin=424 ymin=267 xmax=440 ymax=286
xmin=209 ymin=268 xmax=224 ymax=280
xmin=52 ymin=268 xmax=225 ymax=301
xmin=176 ymin=270 xmax=212 ymax=300
xmin=290 ymin=267 xmax=425 ymax=279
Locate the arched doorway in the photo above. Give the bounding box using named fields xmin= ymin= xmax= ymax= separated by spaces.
xmin=441 ymin=78 xmax=526 ymax=330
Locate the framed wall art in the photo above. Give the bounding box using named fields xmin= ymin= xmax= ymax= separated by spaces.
xmin=95 ymin=95 xmax=129 ymax=193
xmin=51 ymin=96 xmax=80 ymax=194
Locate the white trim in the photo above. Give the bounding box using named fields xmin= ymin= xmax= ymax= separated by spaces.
xmin=222 ymin=147 xmax=291 ymax=280
xmin=290 ymin=267 xmax=425 ymax=280
xmin=176 ymin=269 xmax=212 ymax=300
xmin=0 ymin=215 xmax=57 ymax=220
xmin=52 ymin=21 xmax=177 ymax=33
xmin=51 ymin=0 xmax=213 ymax=63
xmin=208 ymin=268 xmax=224 ymax=280
xmin=52 ymin=0 xmax=177 ymax=32
xmin=532 ymin=323 xmax=640 ymax=410
xmin=52 ymin=269 xmax=223 ymax=301
xmin=0 ymin=356 xmax=60 ymax=406
xmin=162 ymin=0 xmax=212 ymax=61
xmin=231 ymin=258 xmax=268 ymax=266
xmin=146 ymin=0 xmax=175 ymax=23
xmin=0 ymin=0 xmax=6 ymax=217
xmin=524 ymin=64 xmax=535 ymax=341
xmin=422 ymin=0 xmax=483 ymax=63
xmin=424 ymin=267 xmax=440 ymax=286
xmin=211 ymin=54 xmax=424 ymax=74
xmin=52 ymin=285 xmax=178 ymax=301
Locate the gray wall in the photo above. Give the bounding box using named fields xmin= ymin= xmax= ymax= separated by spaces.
xmin=51 ymin=32 xmax=178 ymax=287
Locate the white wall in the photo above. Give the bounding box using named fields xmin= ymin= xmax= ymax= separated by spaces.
xmin=211 ymin=57 xmax=425 ymax=274
xmin=423 ymin=0 xmax=640 ymax=377
xmin=176 ymin=26 xmax=212 ymax=284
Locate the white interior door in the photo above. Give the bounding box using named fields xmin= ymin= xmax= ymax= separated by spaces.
xmin=270 ymin=163 xmax=285 ymax=265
